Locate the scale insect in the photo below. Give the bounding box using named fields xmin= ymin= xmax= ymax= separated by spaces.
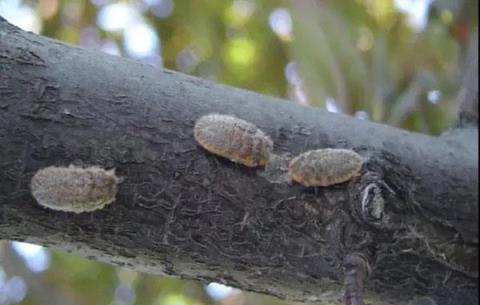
xmin=194 ymin=114 xmax=273 ymax=167
xmin=30 ymin=165 xmax=119 ymax=213
xmin=288 ymin=148 xmax=363 ymax=186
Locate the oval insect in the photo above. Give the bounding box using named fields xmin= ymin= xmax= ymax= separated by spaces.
xmin=288 ymin=148 xmax=363 ymax=186
xmin=30 ymin=165 xmax=118 ymax=213
xmin=194 ymin=114 xmax=273 ymax=167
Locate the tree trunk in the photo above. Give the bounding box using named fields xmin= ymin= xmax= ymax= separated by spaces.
xmin=0 ymin=18 xmax=477 ymax=305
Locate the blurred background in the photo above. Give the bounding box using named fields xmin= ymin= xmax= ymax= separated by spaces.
xmin=0 ymin=0 xmax=477 ymax=304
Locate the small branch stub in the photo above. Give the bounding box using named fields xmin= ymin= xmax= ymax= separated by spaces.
xmin=288 ymin=149 xmax=363 ymax=187
xmin=343 ymin=253 xmax=371 ymax=305
xmin=194 ymin=114 xmax=274 ymax=167
xmin=30 ymin=166 xmax=118 ymax=213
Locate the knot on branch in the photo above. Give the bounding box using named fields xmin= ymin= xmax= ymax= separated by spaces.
xmin=350 ymin=171 xmax=398 ymax=231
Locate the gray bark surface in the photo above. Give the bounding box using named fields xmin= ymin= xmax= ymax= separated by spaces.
xmin=0 ymin=18 xmax=478 ymax=305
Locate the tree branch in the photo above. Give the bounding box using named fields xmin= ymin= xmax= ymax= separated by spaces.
xmin=0 ymin=18 xmax=478 ymax=305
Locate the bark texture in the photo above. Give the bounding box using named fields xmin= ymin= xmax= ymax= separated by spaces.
xmin=0 ymin=18 xmax=478 ymax=305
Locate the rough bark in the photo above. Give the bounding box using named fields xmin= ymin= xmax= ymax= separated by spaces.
xmin=0 ymin=18 xmax=478 ymax=305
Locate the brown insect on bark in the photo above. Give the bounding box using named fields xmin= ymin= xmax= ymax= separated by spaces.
xmin=194 ymin=114 xmax=273 ymax=167
xmin=288 ymin=148 xmax=363 ymax=186
xmin=30 ymin=165 xmax=118 ymax=213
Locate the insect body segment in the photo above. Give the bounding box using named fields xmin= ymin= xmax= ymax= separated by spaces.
xmin=288 ymin=149 xmax=363 ymax=186
xmin=194 ymin=114 xmax=273 ymax=167
xmin=30 ymin=166 xmax=118 ymax=213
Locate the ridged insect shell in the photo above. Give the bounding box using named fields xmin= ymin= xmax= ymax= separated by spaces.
xmin=288 ymin=149 xmax=363 ymax=186
xmin=30 ymin=166 xmax=118 ymax=213
xmin=194 ymin=114 xmax=273 ymax=167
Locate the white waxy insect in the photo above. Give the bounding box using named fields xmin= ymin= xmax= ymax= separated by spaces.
xmin=288 ymin=148 xmax=363 ymax=186
xmin=30 ymin=165 xmax=118 ymax=213
xmin=194 ymin=114 xmax=273 ymax=167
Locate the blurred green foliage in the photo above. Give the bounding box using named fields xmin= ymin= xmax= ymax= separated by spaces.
xmin=290 ymin=0 xmax=476 ymax=133
xmin=0 ymin=0 xmax=477 ymax=305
